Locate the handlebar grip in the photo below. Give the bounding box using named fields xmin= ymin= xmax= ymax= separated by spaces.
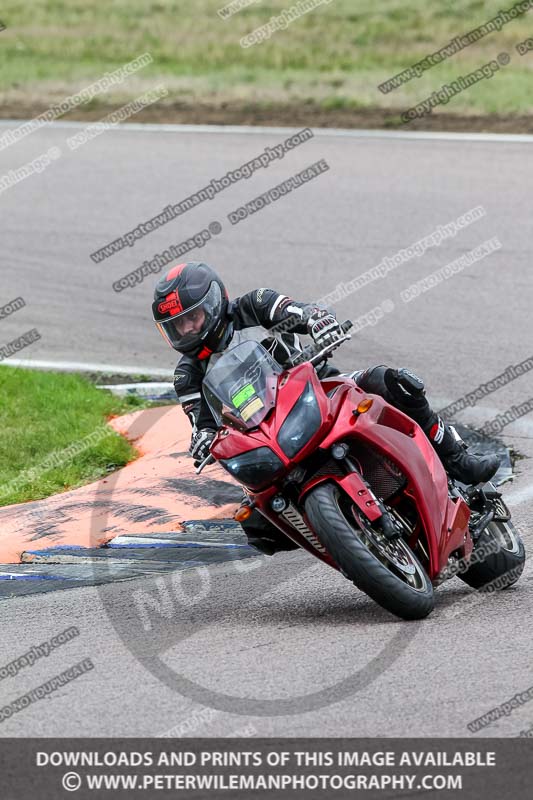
xmin=341 ymin=320 xmax=353 ymax=333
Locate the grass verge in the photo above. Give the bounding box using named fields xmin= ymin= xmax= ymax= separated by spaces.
xmin=0 ymin=0 xmax=532 ymax=128
xmin=0 ymin=366 xmax=150 ymax=507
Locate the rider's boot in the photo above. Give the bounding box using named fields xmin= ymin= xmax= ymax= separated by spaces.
xmin=423 ymin=416 xmax=500 ymax=485
xmin=381 ymin=368 xmax=500 ymax=485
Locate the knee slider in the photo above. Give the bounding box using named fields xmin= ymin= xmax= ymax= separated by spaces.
xmin=397 ymin=367 xmax=425 ymax=395
xmin=384 ymin=367 xmax=426 ymax=406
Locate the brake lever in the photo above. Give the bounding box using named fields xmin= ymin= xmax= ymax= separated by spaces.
xmin=289 ymin=318 xmax=352 ymax=368
xmin=309 ymin=333 xmax=351 ymax=366
xmin=195 ymin=454 xmax=216 ymax=475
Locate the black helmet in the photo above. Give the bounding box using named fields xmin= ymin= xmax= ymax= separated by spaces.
xmin=152 ymin=262 xmax=232 ymax=359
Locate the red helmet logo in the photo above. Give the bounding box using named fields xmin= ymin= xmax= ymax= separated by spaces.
xmin=158 ymin=292 xmax=183 ymax=316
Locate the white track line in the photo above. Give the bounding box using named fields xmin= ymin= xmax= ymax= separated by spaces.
xmin=1 ymin=119 xmax=533 ymax=143
xmin=6 ymin=357 xmax=173 ymax=377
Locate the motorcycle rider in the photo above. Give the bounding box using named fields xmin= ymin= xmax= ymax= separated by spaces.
xmin=152 ymin=261 xmax=500 ymax=555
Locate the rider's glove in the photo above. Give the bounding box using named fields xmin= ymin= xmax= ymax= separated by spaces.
xmin=190 ymin=429 xmax=216 ymax=467
xmin=306 ymin=308 xmax=342 ymax=347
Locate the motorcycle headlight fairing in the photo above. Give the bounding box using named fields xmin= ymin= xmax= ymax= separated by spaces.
xmin=219 ymin=446 xmax=284 ymax=489
xmin=277 ymin=381 xmax=322 ymax=458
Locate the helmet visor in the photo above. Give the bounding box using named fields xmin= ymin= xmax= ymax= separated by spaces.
xmin=155 ymin=282 xmax=222 ymax=350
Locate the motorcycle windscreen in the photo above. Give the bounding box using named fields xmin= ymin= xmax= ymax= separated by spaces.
xmin=203 ymin=340 xmax=282 ymax=429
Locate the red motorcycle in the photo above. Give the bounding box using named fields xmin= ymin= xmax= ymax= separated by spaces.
xmin=198 ymin=323 xmax=525 ymax=619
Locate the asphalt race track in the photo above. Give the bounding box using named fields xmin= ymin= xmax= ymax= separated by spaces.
xmin=1 ymin=121 xmax=532 ymax=737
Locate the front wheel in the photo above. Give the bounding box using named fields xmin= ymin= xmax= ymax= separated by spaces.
xmin=304 ymin=482 xmax=434 ymax=620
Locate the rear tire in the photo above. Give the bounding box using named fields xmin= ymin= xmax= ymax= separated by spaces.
xmin=304 ymin=482 xmax=434 ymax=620
xmin=459 ymin=519 xmax=525 ymax=590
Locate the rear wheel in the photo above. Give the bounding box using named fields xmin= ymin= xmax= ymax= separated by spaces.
xmin=304 ymin=482 xmax=434 ymax=620
xmin=459 ymin=519 xmax=525 ymax=590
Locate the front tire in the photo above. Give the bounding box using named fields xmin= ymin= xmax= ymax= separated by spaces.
xmin=459 ymin=519 xmax=525 ymax=590
xmin=304 ymin=482 xmax=434 ymax=620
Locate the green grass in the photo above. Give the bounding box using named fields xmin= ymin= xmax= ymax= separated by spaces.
xmin=0 ymin=366 xmax=149 ymax=507
xmin=0 ymin=0 xmax=532 ymax=117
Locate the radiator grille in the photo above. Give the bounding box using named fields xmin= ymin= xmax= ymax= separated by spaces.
xmin=312 ymin=459 xmax=345 ymax=479
xmin=351 ymin=445 xmax=406 ymax=500
xmin=310 ymin=450 xmax=405 ymax=501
